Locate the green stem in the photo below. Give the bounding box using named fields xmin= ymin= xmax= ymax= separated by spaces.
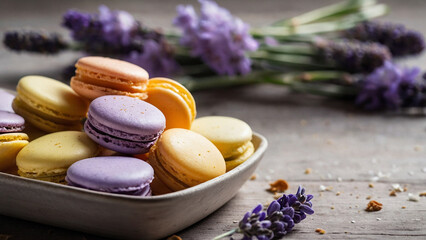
xmin=272 ymin=0 xmax=376 ymax=26
xmin=260 ymin=44 xmax=315 ymax=56
xmin=250 ymin=51 xmax=332 ymax=69
xmin=212 ymin=228 xmax=238 ymax=240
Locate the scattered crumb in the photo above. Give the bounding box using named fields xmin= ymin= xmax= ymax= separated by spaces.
xmin=167 ymin=235 xmax=182 ymax=240
xmin=265 ymin=175 xmax=272 ymax=181
xmin=389 ymin=190 xmax=397 ymax=197
xmin=414 ymin=145 xmax=422 ymax=151
xmin=304 ymin=168 xmax=312 ymax=174
xmin=319 ymin=185 xmax=333 ymax=192
xmin=273 ymin=192 xmax=282 ymax=200
xmin=250 ymin=174 xmax=257 ymax=180
xmin=365 ymin=200 xmax=383 ymax=212
xmin=268 ymin=169 xmax=275 ymax=174
xmin=366 ymin=196 xmax=372 ymax=200
xmin=267 ymin=179 xmax=289 ymax=193
xmin=369 ymin=183 xmax=374 ymax=188
xmin=408 ymin=171 xmax=414 ymax=176
xmin=403 ymin=187 xmax=408 ymax=192
xmin=300 ymin=119 xmax=307 ymax=126
xmin=408 ymin=193 xmax=420 ymax=202
xmin=233 ymin=220 xmax=238 ymax=223
xmin=356 ymin=196 xmax=359 ymax=199
xmin=351 ymin=220 xmax=356 ymax=223
xmin=402 ymin=206 xmax=406 ymax=209
xmin=376 ymin=218 xmax=381 ymax=221
xmin=336 ymin=192 xmax=341 ymax=196
xmin=315 ymin=228 xmax=326 ymax=234
xmin=419 ymin=192 xmax=426 ymax=197
xmin=319 ymin=192 xmax=323 ymax=197
xmin=330 ymin=206 xmax=335 ymax=210
xmin=392 ymin=184 xmax=404 ymax=192
xmin=337 ymin=177 xmax=342 ymax=182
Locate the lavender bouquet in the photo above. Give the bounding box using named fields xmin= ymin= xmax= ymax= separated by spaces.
xmin=3 ymin=0 xmax=426 ymax=113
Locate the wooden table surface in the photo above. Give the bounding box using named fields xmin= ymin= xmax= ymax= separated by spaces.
xmin=1 ymin=0 xmax=425 ymax=239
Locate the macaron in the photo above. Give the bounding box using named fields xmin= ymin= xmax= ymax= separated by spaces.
xmin=66 ymin=156 xmax=154 ymax=196
xmin=146 ymin=78 xmax=196 ymax=130
xmin=12 ymin=76 xmax=89 ymax=133
xmin=84 ymin=95 xmax=165 ymax=155
xmin=0 ymin=111 xmax=25 ymax=133
xmin=0 ymin=133 xmax=29 ymax=171
xmin=148 ymin=128 xmax=225 ymax=192
xmin=191 ymin=116 xmax=254 ymax=171
xmin=71 ymin=56 xmax=149 ymax=101
xmin=16 ymin=131 xmax=99 ymax=183
xmin=0 ymin=89 xmax=15 ymax=112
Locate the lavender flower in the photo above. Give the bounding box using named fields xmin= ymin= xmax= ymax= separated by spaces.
xmin=344 ymin=21 xmax=425 ymax=57
xmin=3 ymin=30 xmax=67 ymax=54
xmin=174 ymin=0 xmax=259 ymax=76
xmin=215 ymin=186 xmax=314 ymax=240
xmin=63 ymin=5 xmax=141 ymax=54
xmin=315 ymin=38 xmax=391 ymax=73
xmin=356 ymin=61 xmax=423 ymax=110
xmin=125 ymin=39 xmax=178 ymax=77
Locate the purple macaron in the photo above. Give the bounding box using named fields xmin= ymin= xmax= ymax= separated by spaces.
xmin=66 ymin=156 xmax=154 ymax=196
xmin=84 ymin=95 xmax=166 ymax=155
xmin=0 ymin=110 xmax=25 ymax=133
xmin=0 ymin=90 xmax=15 ymax=113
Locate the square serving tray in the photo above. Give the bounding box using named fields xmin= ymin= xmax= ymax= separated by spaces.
xmin=0 ymin=133 xmax=267 ymax=240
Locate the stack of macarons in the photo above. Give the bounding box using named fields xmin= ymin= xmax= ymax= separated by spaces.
xmin=1 ymin=56 xmax=256 ymax=197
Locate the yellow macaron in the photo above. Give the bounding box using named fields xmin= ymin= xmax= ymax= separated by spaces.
xmin=0 ymin=133 xmax=29 ymax=172
xmin=190 ymin=116 xmax=254 ymax=171
xmin=146 ymin=78 xmax=196 ymax=130
xmin=16 ymin=131 xmax=99 ymax=183
xmin=148 ymin=128 xmax=225 ymax=193
xmin=12 ymin=76 xmax=89 ymax=133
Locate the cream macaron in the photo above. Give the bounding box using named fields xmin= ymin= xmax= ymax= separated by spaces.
xmin=191 ymin=116 xmax=254 ymax=171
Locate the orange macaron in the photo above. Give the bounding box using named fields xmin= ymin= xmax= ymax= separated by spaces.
xmin=71 ymin=56 xmax=149 ymax=101
xmin=146 ymin=77 xmax=196 ymax=130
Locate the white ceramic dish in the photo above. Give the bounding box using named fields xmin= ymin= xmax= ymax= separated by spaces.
xmin=0 ymin=133 xmax=267 ymax=240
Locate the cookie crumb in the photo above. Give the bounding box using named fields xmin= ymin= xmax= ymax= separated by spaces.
xmin=392 ymin=184 xmax=403 ymax=192
xmin=337 ymin=177 xmax=343 ymax=182
xmin=351 ymin=220 xmax=356 ymax=223
xmin=167 ymin=235 xmax=182 ymax=240
xmin=368 ymin=183 xmax=374 ymax=188
xmin=330 ymin=206 xmax=335 ymax=210
xmin=267 ymin=179 xmax=289 ymax=193
xmin=336 ymin=191 xmax=341 ymax=196
xmin=304 ymin=168 xmax=312 ymax=174
xmin=389 ymin=190 xmax=397 ymax=197
xmin=376 ymin=218 xmax=381 ymax=221
xmin=408 ymin=193 xmax=420 ymax=202
xmin=366 ymin=195 xmax=372 ymax=200
xmin=402 ymin=206 xmax=406 ymax=209
xmin=315 ymin=228 xmax=326 ymax=234
xmin=319 ymin=185 xmax=333 ymax=192
xmin=273 ymin=192 xmax=282 ymax=199
xmin=365 ymin=200 xmax=383 ymax=212
xmin=250 ymin=174 xmax=257 ymax=180
xmin=419 ymin=192 xmax=426 ymax=197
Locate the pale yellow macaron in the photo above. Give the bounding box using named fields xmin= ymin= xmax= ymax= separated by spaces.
xmin=16 ymin=131 xmax=99 ymax=183
xmin=12 ymin=76 xmax=89 ymax=133
xmin=191 ymin=116 xmax=254 ymax=171
xmin=0 ymin=133 xmax=29 ymax=172
xmin=149 ymin=128 xmax=225 ymax=193
xmin=146 ymin=78 xmax=196 ymax=130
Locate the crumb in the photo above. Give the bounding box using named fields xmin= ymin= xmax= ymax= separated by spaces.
xmin=300 ymin=119 xmax=307 ymax=126
xmin=337 ymin=177 xmax=342 ymax=182
xmin=389 ymin=190 xmax=397 ymax=197
xmin=392 ymin=184 xmax=403 ymax=192
xmin=356 ymin=196 xmax=359 ymax=199
xmin=368 ymin=183 xmax=374 ymax=188
xmin=365 ymin=200 xmax=383 ymax=212
xmin=315 ymin=228 xmax=326 ymax=234
xmin=167 ymin=235 xmax=182 ymax=240
xmin=233 ymin=220 xmax=238 ymax=223
xmin=376 ymin=218 xmax=381 ymax=221
xmin=319 ymin=192 xmax=323 ymax=197
xmin=366 ymin=195 xmax=372 ymax=200
xmin=267 ymin=179 xmax=289 ymax=193
xmin=351 ymin=220 xmax=356 ymax=223
xmin=330 ymin=206 xmax=335 ymax=210
xmin=304 ymin=168 xmax=312 ymax=174
xmin=402 ymin=206 xmax=406 ymax=209
xmin=403 ymin=187 xmax=408 ymax=192
xmin=414 ymin=145 xmax=422 ymax=151
xmin=419 ymin=192 xmax=426 ymax=197
xmin=336 ymin=192 xmax=341 ymax=196
xmin=273 ymin=192 xmax=282 ymax=200
xmin=326 ymin=139 xmax=333 ymax=145
xmin=319 ymin=185 xmax=333 ymax=192
xmin=408 ymin=193 xmax=420 ymax=202
xmin=250 ymin=174 xmax=257 ymax=180
xmin=408 ymin=171 xmax=414 ymax=176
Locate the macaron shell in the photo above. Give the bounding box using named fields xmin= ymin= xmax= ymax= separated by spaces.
xmin=16 ymin=131 xmax=99 ymax=180
xmin=12 ymin=98 xmax=82 ymax=133
xmin=225 ymin=141 xmax=254 ymax=172
xmin=16 ymin=76 xmax=88 ymax=120
xmin=0 ymin=133 xmax=29 ymax=171
xmin=150 ymin=129 xmax=225 ymax=191
xmin=0 ymin=111 xmax=25 ymax=133
xmin=191 ymin=116 xmax=252 ymax=158
xmin=0 ymin=90 xmax=15 ymax=112
xmin=146 ymin=87 xmax=192 ymax=130
xmin=71 ymin=78 xmax=148 ymax=101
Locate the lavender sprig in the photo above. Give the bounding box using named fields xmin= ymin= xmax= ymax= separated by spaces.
xmin=3 ymin=30 xmax=68 ymax=54
xmin=344 ymin=21 xmax=425 ymax=57
xmin=214 ymin=186 xmax=314 ymax=240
